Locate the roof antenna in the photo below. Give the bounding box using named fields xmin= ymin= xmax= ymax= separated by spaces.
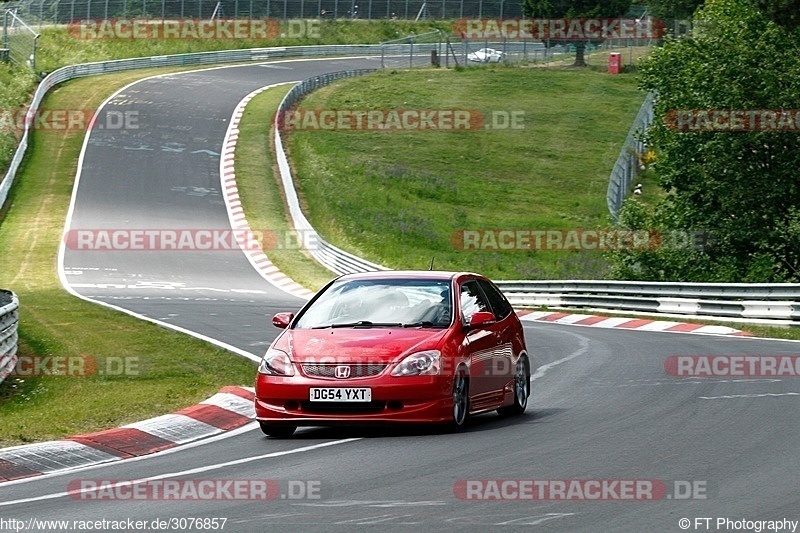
xmin=428 ymin=257 xmax=435 ymax=270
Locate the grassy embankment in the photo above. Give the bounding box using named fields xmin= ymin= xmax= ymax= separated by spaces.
xmin=286 ymin=66 xmax=643 ymax=279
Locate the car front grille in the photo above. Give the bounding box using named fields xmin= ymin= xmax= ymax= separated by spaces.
xmin=301 ymin=363 xmax=389 ymax=379
xmin=299 ymin=401 xmax=387 ymax=414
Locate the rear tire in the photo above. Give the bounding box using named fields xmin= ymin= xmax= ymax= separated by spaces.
xmin=259 ymin=421 xmax=296 ymax=438
xmin=498 ymin=355 xmax=529 ymax=417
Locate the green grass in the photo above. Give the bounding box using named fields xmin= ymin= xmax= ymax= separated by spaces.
xmin=286 ymin=66 xmax=644 ymax=279
xmin=0 ymin=68 xmax=257 ymax=447
xmin=228 ymin=66 xmax=800 ymax=342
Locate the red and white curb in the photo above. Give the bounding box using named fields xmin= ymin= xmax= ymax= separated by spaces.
xmin=517 ymin=310 xmax=752 ymax=337
xmin=0 ymin=386 xmax=255 ymax=483
xmin=220 ymin=82 xmax=314 ymax=300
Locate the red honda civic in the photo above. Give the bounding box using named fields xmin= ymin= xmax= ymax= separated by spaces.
xmin=254 ymin=270 xmax=530 ymax=438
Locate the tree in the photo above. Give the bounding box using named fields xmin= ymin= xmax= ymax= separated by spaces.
xmin=521 ymin=0 xmax=632 ymax=66
xmin=634 ymin=0 xmax=705 ymax=19
xmin=637 ymin=0 xmax=800 ymax=32
xmin=609 ymin=0 xmax=800 ymax=282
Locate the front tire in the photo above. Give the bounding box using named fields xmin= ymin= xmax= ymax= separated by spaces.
xmin=450 ymin=368 xmax=470 ymax=430
xmin=498 ymin=355 xmax=529 ymax=417
xmin=259 ymin=421 xmax=296 ymax=438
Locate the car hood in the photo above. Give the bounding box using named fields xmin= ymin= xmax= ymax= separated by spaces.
xmin=277 ymin=327 xmax=448 ymax=364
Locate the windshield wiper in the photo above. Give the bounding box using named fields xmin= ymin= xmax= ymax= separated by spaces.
xmin=401 ymin=321 xmax=445 ymax=328
xmin=312 ymin=321 xmax=404 ymax=329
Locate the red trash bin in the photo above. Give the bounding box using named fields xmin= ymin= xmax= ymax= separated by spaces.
xmin=609 ymin=52 xmax=622 ymax=74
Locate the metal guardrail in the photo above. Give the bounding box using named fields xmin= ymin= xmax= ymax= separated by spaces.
xmin=607 ymin=91 xmax=654 ymax=221
xmin=274 ymin=69 xmax=390 ymax=275
xmin=494 ymin=280 xmax=800 ymax=322
xmin=0 ymin=290 xmax=20 ymax=385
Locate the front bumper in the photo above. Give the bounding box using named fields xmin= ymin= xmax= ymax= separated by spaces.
xmin=254 ymin=373 xmax=455 ymax=425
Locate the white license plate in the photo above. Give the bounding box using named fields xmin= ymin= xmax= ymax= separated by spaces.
xmin=309 ymin=388 xmax=372 ymax=402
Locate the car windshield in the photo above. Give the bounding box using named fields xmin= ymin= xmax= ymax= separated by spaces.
xmin=294 ymin=278 xmax=452 ymax=329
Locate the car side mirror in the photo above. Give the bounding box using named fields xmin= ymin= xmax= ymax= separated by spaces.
xmin=272 ymin=312 xmax=294 ymax=329
xmin=467 ymin=311 xmax=495 ymax=329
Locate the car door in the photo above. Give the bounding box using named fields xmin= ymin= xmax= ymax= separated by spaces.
xmin=477 ymin=278 xmax=518 ymax=391
xmin=459 ymin=279 xmax=503 ymax=401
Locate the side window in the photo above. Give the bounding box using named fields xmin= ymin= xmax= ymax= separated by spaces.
xmin=460 ymin=280 xmax=492 ymax=325
xmin=478 ymin=279 xmax=513 ymax=320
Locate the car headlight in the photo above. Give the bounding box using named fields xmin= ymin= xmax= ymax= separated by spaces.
xmin=258 ymin=348 xmax=295 ymax=376
xmin=391 ymin=350 xmax=441 ymax=377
